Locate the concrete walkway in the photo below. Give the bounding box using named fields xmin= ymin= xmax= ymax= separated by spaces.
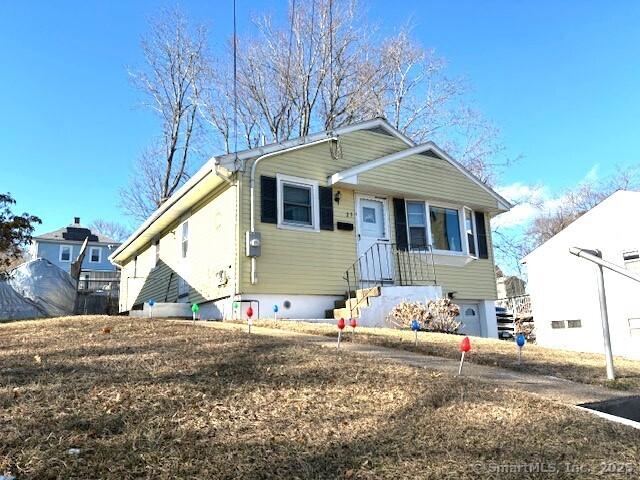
xmin=176 ymin=320 xmax=630 ymax=406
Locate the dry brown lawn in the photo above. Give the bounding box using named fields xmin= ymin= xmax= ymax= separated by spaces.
xmin=0 ymin=316 xmax=639 ymax=479
xmin=243 ymin=319 xmax=640 ymax=391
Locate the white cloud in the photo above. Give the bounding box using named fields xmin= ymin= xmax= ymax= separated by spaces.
xmin=492 ymin=164 xmax=602 ymax=230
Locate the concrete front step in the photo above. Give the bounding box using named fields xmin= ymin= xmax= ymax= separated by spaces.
xmin=333 ymin=307 xmax=359 ymax=320
xmin=332 ymin=286 xmax=381 ymax=320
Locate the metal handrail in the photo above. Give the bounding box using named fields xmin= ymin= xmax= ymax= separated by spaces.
xmin=342 ymin=242 xmax=438 ymax=319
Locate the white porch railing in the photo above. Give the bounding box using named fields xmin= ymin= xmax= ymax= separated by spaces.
xmin=496 ymin=294 xmax=532 ymax=319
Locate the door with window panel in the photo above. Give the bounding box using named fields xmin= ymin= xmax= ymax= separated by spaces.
xmin=357 ymin=196 xmax=393 ymax=282
xmin=457 ymin=303 xmax=482 ymax=336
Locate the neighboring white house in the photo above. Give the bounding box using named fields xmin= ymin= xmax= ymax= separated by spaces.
xmin=523 ymin=190 xmax=640 ymax=360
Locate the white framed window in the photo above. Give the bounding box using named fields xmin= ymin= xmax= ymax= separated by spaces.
xmin=276 ymin=174 xmax=319 ymax=231
xmin=181 ymin=221 xmax=189 ymax=258
xmin=429 ymin=205 xmax=462 ymax=252
xmin=59 ymin=245 xmax=72 ymax=262
xmin=89 ymin=246 xmax=101 ymax=263
xmin=406 ymin=201 xmax=428 ymax=248
xmin=464 ymin=207 xmax=477 ymax=257
xmin=404 ymin=200 xmax=466 ymax=253
xmin=154 ymin=239 xmax=160 ymax=267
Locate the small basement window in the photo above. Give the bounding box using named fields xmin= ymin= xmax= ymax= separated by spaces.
xmin=567 ymin=319 xmax=582 ymax=328
xmin=551 ymin=320 xmax=566 ymax=329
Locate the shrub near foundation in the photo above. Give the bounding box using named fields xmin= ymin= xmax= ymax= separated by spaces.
xmin=387 ymin=298 xmax=461 ymax=334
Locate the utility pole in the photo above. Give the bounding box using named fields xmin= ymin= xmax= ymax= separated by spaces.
xmin=569 ymin=248 xmax=616 ymax=380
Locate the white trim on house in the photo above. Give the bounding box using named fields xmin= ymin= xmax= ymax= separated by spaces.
xmin=328 ymin=142 xmax=512 ymax=211
xmin=110 ymin=117 xmax=508 ymax=266
xmin=217 ymin=118 xmax=414 ymax=172
xmin=402 ymin=198 xmax=478 ymax=267
xmin=276 ymin=174 xmax=320 ymax=232
xmin=89 ymin=246 xmax=102 ymax=263
xmin=59 ymin=244 xmax=73 ymax=262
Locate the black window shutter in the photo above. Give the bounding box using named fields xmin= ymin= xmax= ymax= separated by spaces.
xmin=319 ymin=186 xmax=334 ymax=230
xmin=260 ymin=176 xmax=277 ymax=224
xmin=475 ymin=211 xmax=489 ymax=259
xmin=393 ymin=198 xmax=408 ymax=251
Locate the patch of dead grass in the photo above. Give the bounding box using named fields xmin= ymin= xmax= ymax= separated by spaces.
xmin=0 ymin=316 xmax=638 ymax=479
xmin=242 ymin=319 xmax=640 ymax=391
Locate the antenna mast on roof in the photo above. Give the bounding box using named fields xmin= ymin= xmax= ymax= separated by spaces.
xmin=233 ymin=0 xmax=239 ymax=168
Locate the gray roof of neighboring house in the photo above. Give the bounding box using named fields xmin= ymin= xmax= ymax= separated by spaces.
xmin=34 ymin=222 xmax=120 ymax=245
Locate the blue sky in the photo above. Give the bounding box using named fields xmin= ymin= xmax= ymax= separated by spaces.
xmin=2 ymin=0 xmax=639 ymax=237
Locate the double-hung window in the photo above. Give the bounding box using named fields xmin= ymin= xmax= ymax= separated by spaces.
xmin=89 ymin=247 xmax=101 ymax=263
xmin=181 ymin=221 xmax=189 ymax=258
xmin=464 ymin=208 xmax=477 ymax=257
xmin=154 ymin=239 xmax=160 ymax=267
xmin=277 ymin=175 xmax=319 ymax=231
xmin=59 ymin=245 xmax=72 ymax=262
xmin=283 ymin=184 xmax=312 ymax=225
xmin=407 ymin=201 xmax=428 ymax=248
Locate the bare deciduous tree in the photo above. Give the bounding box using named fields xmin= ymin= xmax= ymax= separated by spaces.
xmin=525 ymin=166 xmax=640 ymax=248
xmin=90 ymin=219 xmax=131 ymax=243
xmin=120 ymin=8 xmax=208 ymax=219
xmin=198 ymin=0 xmax=511 ymax=184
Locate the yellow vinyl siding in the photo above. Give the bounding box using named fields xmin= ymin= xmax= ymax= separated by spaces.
xmin=119 ymin=184 xmax=237 ymax=310
xmin=237 ymin=130 xmax=407 ymax=295
xmin=239 ymin=131 xmax=499 ymax=299
xmin=357 ymin=153 xmax=500 ymax=210
xmin=186 ymin=185 xmax=237 ymax=303
xmin=119 ymin=127 xmax=502 ymax=309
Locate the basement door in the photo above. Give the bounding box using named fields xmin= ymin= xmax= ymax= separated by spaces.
xmin=458 ymin=303 xmax=482 ymax=337
xmin=356 ymin=195 xmax=393 ymax=282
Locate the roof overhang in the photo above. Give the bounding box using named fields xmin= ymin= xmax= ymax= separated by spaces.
xmin=109 ymin=160 xmax=230 ymax=265
xmin=328 ymin=141 xmax=513 ymax=211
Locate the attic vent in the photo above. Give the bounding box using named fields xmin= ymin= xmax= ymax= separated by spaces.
xmin=623 ymin=250 xmax=639 ymax=261
xmin=365 ymin=126 xmax=394 ymax=137
xmin=419 ymin=149 xmax=443 ymax=160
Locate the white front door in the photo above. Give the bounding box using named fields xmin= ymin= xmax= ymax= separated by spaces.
xmin=458 ymin=303 xmax=482 ymax=336
xmin=356 ymin=196 xmax=393 ymax=282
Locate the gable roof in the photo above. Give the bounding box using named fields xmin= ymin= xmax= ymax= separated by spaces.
xmin=328 ymin=141 xmax=512 ymax=211
xmin=35 ymin=224 xmax=119 ymax=244
xmin=110 ymin=117 xmax=511 ymax=263
xmin=522 ymin=190 xmax=640 ymax=263
xmin=216 ymin=117 xmax=414 ymax=170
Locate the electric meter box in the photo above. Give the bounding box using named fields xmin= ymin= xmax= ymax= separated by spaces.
xmin=246 ymin=231 xmax=262 ymax=257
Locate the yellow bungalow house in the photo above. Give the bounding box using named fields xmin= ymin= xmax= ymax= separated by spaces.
xmin=109 ymin=118 xmax=511 ymax=337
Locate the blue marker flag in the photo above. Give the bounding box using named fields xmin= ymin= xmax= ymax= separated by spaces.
xmin=411 ymin=319 xmax=420 ymax=331
xmin=273 ymin=304 xmax=279 ymax=313
xmin=516 ymin=333 xmax=526 ymax=347
xmin=148 ymin=299 xmax=155 ymax=307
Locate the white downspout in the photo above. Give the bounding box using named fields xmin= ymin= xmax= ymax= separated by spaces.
xmin=248 ymin=136 xmax=337 ymax=284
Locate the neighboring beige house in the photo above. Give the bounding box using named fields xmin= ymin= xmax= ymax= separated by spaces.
xmin=110 ymin=118 xmax=511 ymax=337
xmin=495 ymin=266 xmax=527 ymax=299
